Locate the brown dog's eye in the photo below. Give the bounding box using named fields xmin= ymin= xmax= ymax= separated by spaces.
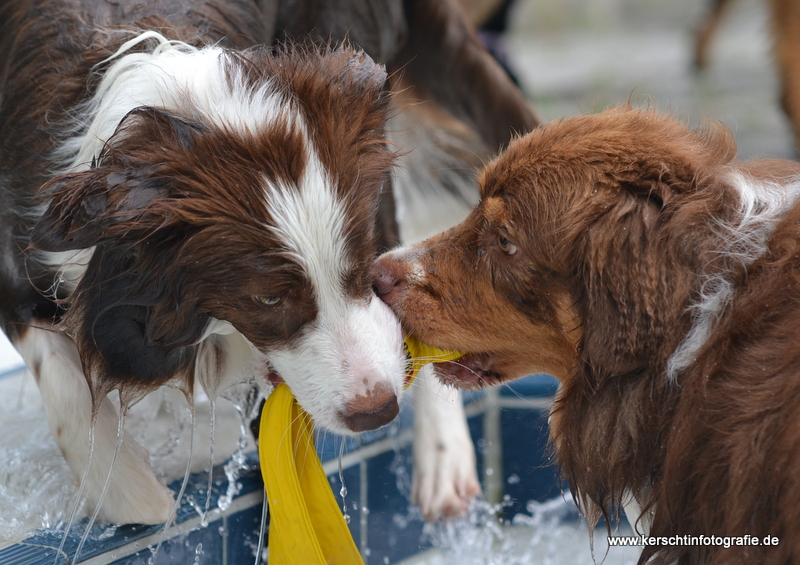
xmin=498 ymin=236 xmax=517 ymax=255
xmin=255 ymin=296 xmax=281 ymax=306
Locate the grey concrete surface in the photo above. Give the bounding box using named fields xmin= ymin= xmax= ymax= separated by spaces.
xmin=506 ymin=0 xmax=795 ymax=160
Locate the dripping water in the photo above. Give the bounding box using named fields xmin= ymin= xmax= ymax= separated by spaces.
xmin=254 ymin=487 xmax=269 ymax=565
xmin=73 ymin=404 xmax=127 ymax=563
xmin=338 ymin=439 xmax=350 ymax=524
xmin=218 ymin=383 xmax=260 ymax=511
xmin=150 ymin=395 xmax=195 ymax=564
xmin=52 ymin=412 xmax=97 ymax=565
xmin=201 ymin=396 xmax=216 ymax=527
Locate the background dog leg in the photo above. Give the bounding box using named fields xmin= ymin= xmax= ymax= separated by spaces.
xmin=15 ymin=327 xmax=173 ymax=525
xmin=411 ymin=365 xmax=481 ymax=520
xmin=770 ymin=0 xmax=800 ymax=153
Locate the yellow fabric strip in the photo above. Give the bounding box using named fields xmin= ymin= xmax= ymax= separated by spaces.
xmin=259 ymin=383 xmax=364 ymax=565
xmin=402 ymin=335 xmax=464 ymax=387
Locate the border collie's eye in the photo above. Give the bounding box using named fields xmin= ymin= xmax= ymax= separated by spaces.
xmin=498 ymin=236 xmax=517 ymax=255
xmin=256 ymin=296 xmax=281 ymax=306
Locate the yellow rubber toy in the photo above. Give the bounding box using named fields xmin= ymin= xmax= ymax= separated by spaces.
xmin=258 ymin=338 xmax=462 ymax=564
xmin=402 ymin=335 xmax=464 ymax=387
xmin=259 ymin=383 xmax=363 ymax=565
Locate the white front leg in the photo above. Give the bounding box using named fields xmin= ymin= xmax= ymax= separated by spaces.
xmin=411 ymin=365 xmax=481 ymax=520
xmin=16 ymin=327 xmax=174 ymax=525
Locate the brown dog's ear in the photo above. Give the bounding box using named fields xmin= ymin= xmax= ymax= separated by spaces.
xmin=578 ymin=184 xmax=692 ymax=378
xmin=615 ymin=117 xmax=738 ymax=205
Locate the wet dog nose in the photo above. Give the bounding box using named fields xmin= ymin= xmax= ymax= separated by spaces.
xmin=341 ymin=383 xmax=399 ymax=432
xmin=373 ymin=255 xmax=404 ymax=298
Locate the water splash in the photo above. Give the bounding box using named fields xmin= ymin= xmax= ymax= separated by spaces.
xmin=415 ymin=495 xmax=641 ymax=565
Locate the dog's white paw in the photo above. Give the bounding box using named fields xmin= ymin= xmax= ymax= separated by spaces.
xmin=411 ymin=366 xmax=481 ymax=520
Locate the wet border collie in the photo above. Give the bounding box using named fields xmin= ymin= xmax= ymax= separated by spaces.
xmin=0 ymin=0 xmax=537 ymax=524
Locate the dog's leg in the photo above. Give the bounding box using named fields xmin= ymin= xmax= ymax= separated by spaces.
xmin=692 ymin=0 xmax=734 ymax=71
xmin=15 ymin=326 xmax=173 ymax=525
xmin=771 ymin=0 xmax=800 ymax=154
xmin=411 ymin=365 xmax=481 ymax=520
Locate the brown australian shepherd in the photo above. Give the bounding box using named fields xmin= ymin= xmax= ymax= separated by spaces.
xmin=375 ymin=106 xmax=800 ymax=564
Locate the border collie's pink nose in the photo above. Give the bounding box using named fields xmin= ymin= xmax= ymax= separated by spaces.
xmin=341 ymin=383 xmax=399 ymax=432
xmin=373 ymin=255 xmax=404 ymax=298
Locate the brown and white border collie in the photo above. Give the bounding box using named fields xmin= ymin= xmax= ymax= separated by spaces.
xmin=375 ymin=106 xmax=800 ymax=564
xmin=0 ymin=0 xmax=537 ymax=525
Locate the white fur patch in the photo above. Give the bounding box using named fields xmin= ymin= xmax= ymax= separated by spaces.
xmin=261 ymin=149 xmax=406 ymax=433
xmin=36 ymin=247 xmax=95 ymax=296
xmin=666 ymin=173 xmax=800 ymax=380
xmin=54 ymin=33 xmax=290 ymax=174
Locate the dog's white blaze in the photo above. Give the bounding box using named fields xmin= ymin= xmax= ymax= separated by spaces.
xmin=666 ymin=173 xmax=800 ymax=380
xmin=261 ymin=151 xmax=405 ymax=433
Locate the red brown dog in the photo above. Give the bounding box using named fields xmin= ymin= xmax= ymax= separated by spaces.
xmin=375 ymin=106 xmax=800 ymax=564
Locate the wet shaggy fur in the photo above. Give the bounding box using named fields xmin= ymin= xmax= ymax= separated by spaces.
xmin=375 ymin=106 xmax=800 ymax=564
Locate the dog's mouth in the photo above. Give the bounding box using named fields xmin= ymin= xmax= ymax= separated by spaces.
xmin=265 ymin=364 xmax=284 ymax=388
xmin=431 ymin=352 xmax=503 ymax=390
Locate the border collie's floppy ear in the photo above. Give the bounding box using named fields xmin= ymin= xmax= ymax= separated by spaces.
xmin=30 ymin=107 xmax=214 ymax=395
xmin=73 ymin=245 xmax=205 ymax=393
xmin=30 ymin=106 xmax=207 ymax=253
xmin=29 ymin=165 xmax=170 ymax=252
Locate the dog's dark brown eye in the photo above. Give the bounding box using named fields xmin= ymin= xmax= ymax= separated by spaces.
xmin=498 ymin=236 xmax=517 ymax=255
xmin=255 ymin=296 xmax=281 ymax=306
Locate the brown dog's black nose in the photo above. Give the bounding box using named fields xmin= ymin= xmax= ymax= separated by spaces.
xmin=373 ymin=255 xmax=404 ymax=297
xmin=341 ymin=383 xmax=399 ymax=432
